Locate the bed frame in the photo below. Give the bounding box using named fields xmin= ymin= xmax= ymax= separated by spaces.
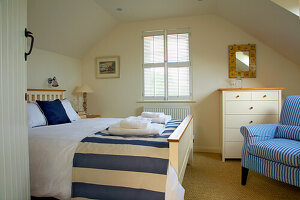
xmin=27 ymin=89 xmax=193 ymax=183
xmin=27 ymin=89 xmax=65 ymax=102
xmin=168 ymin=115 xmax=194 ymax=183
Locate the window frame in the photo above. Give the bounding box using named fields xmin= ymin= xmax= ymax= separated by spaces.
xmin=142 ymin=28 xmax=192 ymax=101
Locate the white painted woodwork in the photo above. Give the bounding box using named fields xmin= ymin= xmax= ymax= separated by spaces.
xmin=224 ymin=129 xmax=244 ymax=142
xmin=168 ymin=117 xmax=193 ymax=183
xmin=225 ymin=91 xmax=252 ymax=101
xmin=143 ymin=106 xmax=190 ymax=120
xmin=251 ymin=91 xmax=279 ymax=101
xmin=225 ymin=101 xmax=279 ymax=115
xmin=224 ymin=141 xmax=243 ymax=158
xmin=220 ymin=89 xmax=282 ymax=161
xmin=225 ymin=115 xmax=279 ymax=128
xmin=27 ymin=90 xmax=65 ymax=102
xmin=0 ymin=0 xmax=30 ymax=199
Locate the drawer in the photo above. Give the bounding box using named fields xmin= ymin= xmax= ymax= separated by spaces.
xmin=225 ymin=101 xmax=278 ymax=115
xmin=225 ymin=92 xmax=251 ymax=101
xmin=224 ymin=141 xmax=243 ymax=158
xmin=252 ymin=91 xmax=278 ymax=101
xmin=224 ymin=129 xmax=244 ymax=142
xmin=225 ymin=114 xmax=279 ymax=128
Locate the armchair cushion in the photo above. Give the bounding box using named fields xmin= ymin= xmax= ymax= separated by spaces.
xmin=280 ymin=96 xmax=300 ymax=126
xmin=248 ymin=138 xmax=300 ymax=167
xmin=275 ymin=125 xmax=300 ymax=141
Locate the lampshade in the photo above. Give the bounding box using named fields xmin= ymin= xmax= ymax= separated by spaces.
xmin=75 ymin=83 xmax=94 ymax=93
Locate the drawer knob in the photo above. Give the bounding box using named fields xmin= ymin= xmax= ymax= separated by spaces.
xmin=249 ymin=106 xmax=254 ymax=110
xmin=236 ymin=95 xmax=240 ymax=98
xmin=249 ymin=121 xmax=253 ymax=124
xmin=263 ymin=95 xmax=267 ymax=98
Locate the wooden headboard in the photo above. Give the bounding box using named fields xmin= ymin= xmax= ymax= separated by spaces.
xmin=27 ymin=89 xmax=66 ymax=102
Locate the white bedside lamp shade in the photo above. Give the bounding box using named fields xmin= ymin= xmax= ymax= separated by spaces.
xmin=75 ymin=84 xmax=94 ymax=113
xmin=75 ymin=83 xmax=94 ymax=93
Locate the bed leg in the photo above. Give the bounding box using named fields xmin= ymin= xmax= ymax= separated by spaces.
xmin=188 ymin=146 xmax=193 ymax=165
xmin=241 ymin=167 xmax=249 ymax=186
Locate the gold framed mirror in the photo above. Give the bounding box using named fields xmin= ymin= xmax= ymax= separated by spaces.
xmin=229 ymin=44 xmax=256 ymax=78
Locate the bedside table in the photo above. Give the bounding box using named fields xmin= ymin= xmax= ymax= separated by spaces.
xmin=78 ymin=112 xmax=101 ymax=119
xmin=86 ymin=114 xmax=101 ymax=119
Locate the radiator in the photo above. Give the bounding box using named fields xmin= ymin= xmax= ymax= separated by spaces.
xmin=143 ymin=106 xmax=190 ymax=119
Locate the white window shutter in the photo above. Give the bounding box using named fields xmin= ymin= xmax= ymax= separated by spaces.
xmin=167 ymin=32 xmax=190 ymax=98
xmin=144 ymin=67 xmax=165 ymax=97
xmin=167 ymin=33 xmax=189 ymax=63
xmin=168 ymin=67 xmax=190 ymax=97
xmin=143 ymin=29 xmax=191 ymax=100
xmin=144 ymin=35 xmax=164 ymax=64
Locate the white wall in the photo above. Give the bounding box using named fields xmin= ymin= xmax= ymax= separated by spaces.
xmin=27 ymin=48 xmax=83 ymax=111
xmin=81 ymin=15 xmax=300 ymax=153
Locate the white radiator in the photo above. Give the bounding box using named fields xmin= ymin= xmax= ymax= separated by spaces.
xmin=143 ymin=106 xmax=190 ymax=119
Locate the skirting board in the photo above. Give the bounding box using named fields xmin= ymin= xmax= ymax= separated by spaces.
xmin=193 ymin=146 xmax=221 ymax=153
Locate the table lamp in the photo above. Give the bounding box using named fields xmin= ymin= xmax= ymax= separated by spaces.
xmin=75 ymin=83 xmax=94 ymax=113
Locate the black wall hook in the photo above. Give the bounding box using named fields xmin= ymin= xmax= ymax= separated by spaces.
xmin=25 ymin=28 xmax=34 ymax=61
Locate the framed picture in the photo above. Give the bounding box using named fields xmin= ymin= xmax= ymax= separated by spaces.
xmin=95 ymin=56 xmax=120 ymax=79
xmin=228 ymin=44 xmax=256 ymax=78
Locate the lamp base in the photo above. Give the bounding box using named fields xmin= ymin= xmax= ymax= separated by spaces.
xmin=83 ymin=92 xmax=87 ymax=113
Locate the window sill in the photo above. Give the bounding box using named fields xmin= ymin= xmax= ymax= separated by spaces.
xmin=136 ymin=100 xmax=196 ymax=103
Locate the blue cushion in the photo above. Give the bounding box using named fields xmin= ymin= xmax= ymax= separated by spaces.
xmin=275 ymin=125 xmax=300 ymax=141
xmin=248 ymin=138 xmax=300 ymax=167
xmin=280 ymin=96 xmax=300 ymax=126
xmin=36 ymin=99 xmax=71 ymax=125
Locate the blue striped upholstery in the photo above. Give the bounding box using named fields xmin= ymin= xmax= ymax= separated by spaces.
xmin=275 ymin=125 xmax=300 ymax=141
xmin=245 ymin=154 xmax=300 ymax=187
xmin=240 ymin=124 xmax=278 ymax=167
xmin=240 ymin=124 xmax=278 ymax=138
xmin=240 ymin=96 xmax=300 ymax=187
xmin=280 ymin=96 xmax=300 ymax=126
xmin=248 ymin=139 xmax=300 ymax=167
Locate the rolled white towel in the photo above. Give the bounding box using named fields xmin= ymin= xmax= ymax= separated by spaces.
xmin=141 ymin=112 xmax=165 ymax=118
xmin=120 ymin=116 xmax=151 ymax=129
xmin=151 ymin=115 xmax=172 ymax=124
xmin=108 ymin=123 xmax=165 ymax=136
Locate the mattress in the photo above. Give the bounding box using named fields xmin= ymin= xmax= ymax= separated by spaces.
xmin=28 ymin=118 xmax=184 ymax=200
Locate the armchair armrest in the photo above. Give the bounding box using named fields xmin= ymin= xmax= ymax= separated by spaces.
xmin=240 ymin=124 xmax=278 ymax=144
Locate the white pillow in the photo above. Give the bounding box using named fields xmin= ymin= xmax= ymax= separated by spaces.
xmin=27 ymin=103 xmax=47 ymax=128
xmin=61 ymin=99 xmax=81 ymax=121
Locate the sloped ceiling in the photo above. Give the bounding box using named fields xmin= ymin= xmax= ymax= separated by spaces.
xmin=28 ymin=0 xmax=300 ymax=65
xmin=271 ymin=0 xmax=300 ymax=16
xmin=28 ymin=0 xmax=117 ymax=59
xmin=217 ymin=0 xmax=300 ymax=66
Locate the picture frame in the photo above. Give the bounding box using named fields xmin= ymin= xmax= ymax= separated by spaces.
xmin=228 ymin=44 xmax=256 ymax=78
xmin=95 ymin=56 xmax=120 ymax=79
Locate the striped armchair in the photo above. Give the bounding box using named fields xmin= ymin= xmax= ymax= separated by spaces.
xmin=240 ymin=96 xmax=300 ymax=187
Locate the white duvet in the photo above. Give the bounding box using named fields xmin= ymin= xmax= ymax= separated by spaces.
xmin=28 ymin=118 xmax=184 ymax=200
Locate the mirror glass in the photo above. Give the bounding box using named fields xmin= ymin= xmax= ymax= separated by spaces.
xmin=235 ymin=51 xmax=249 ymax=72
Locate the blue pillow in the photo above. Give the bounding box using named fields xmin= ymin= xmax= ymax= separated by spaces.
xmin=36 ymin=99 xmax=71 ymax=125
xmin=275 ymin=125 xmax=300 ymax=141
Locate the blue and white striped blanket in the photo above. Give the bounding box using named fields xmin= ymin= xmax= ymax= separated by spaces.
xmin=71 ymin=119 xmax=183 ymax=200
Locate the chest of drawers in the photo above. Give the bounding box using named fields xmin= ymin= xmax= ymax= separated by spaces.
xmin=219 ymin=88 xmax=284 ymax=161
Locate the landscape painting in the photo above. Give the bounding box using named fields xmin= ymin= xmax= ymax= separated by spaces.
xmin=95 ymin=56 xmax=120 ymax=78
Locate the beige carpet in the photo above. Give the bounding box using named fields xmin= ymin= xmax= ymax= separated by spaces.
xmin=182 ymin=153 xmax=300 ymax=200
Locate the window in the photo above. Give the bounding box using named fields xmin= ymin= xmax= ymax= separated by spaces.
xmin=143 ymin=29 xmax=191 ymax=100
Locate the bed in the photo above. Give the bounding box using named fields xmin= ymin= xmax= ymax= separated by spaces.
xmin=27 ymin=89 xmax=194 ymax=200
